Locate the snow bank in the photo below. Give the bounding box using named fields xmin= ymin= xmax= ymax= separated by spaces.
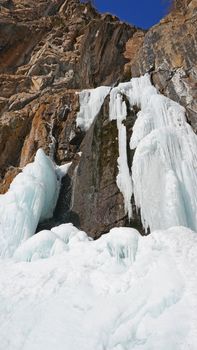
xmin=0 ymin=149 xmax=60 ymax=257
xmin=0 ymin=224 xmax=196 ymax=350
xmin=76 ymin=86 xmax=111 ymax=131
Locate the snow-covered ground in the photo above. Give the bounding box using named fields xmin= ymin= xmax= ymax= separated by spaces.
xmin=0 ymin=224 xmax=196 ymax=350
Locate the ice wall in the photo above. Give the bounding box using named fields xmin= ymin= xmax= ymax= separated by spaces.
xmin=0 ymin=149 xmax=60 ymax=257
xmin=109 ymin=74 xmax=197 ymax=232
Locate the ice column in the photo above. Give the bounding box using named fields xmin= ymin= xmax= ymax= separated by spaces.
xmin=0 ymin=149 xmax=60 ymax=257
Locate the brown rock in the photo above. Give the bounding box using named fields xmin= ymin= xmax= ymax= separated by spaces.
xmin=128 ymin=0 xmax=197 ymax=130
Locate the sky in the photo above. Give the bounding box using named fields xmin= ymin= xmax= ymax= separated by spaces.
xmin=90 ymin=0 xmax=172 ymax=29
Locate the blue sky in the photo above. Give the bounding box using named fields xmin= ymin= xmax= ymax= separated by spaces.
xmin=90 ymin=0 xmax=172 ymax=29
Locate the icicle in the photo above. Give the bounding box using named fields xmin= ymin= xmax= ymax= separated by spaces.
xmin=113 ymin=93 xmax=133 ymax=219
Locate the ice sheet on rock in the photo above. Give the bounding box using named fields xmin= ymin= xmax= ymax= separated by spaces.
xmin=0 ymin=149 xmax=60 ymax=257
xmin=76 ymin=86 xmax=111 ymax=131
xmin=0 ymin=225 xmax=197 ymax=350
xmin=111 ymin=92 xmax=133 ymax=218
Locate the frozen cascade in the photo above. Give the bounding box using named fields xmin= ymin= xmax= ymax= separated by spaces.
xmin=0 ymin=149 xmax=60 ymax=257
xmin=110 ymin=74 xmax=197 ymax=232
xmin=76 ymin=86 xmax=111 ymax=131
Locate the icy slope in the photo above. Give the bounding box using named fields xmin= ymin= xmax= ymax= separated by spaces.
xmin=0 ymin=149 xmax=60 ymax=258
xmin=0 ymin=224 xmax=196 ymax=350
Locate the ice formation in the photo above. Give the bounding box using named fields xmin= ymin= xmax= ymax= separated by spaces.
xmin=1 ymin=75 xmax=197 ymax=349
xmin=14 ymin=223 xmax=89 ymax=262
xmin=109 ymin=90 xmax=133 ymax=218
xmin=0 ymin=149 xmax=60 ymax=257
xmin=0 ymin=224 xmax=197 ymax=350
xmin=109 ymin=75 xmax=197 ymax=232
xmin=76 ymin=86 xmax=111 ymax=131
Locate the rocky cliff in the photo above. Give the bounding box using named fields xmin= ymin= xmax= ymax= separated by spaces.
xmin=0 ymin=0 xmax=196 ymax=238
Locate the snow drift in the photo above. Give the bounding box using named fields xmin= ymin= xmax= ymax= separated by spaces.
xmin=0 ymin=224 xmax=196 ymax=350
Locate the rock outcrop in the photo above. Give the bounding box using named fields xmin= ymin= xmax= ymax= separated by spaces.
xmin=0 ymin=0 xmax=143 ymax=237
xmin=128 ymin=0 xmax=197 ymax=131
xmin=0 ymin=0 xmax=196 ymax=238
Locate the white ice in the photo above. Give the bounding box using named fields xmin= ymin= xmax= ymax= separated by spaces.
xmin=0 ymin=224 xmax=196 ymax=350
xmin=76 ymin=86 xmax=111 ymax=131
xmin=0 ymin=149 xmax=60 ymax=257
xmin=110 ymin=74 xmax=197 ymax=232
xmin=14 ymin=223 xmax=89 ymax=262
xmin=109 ymin=91 xmax=133 ymax=218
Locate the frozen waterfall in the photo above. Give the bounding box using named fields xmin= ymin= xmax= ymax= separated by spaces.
xmin=0 ymin=76 xmax=197 ymax=350
xmin=0 ymin=149 xmax=60 ymax=257
xmin=109 ymin=74 xmax=197 ymax=232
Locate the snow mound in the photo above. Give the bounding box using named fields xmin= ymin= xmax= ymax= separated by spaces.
xmin=0 ymin=149 xmax=60 ymax=258
xmin=14 ymin=229 xmax=67 ymax=262
xmin=0 ymin=225 xmax=196 ymax=350
xmin=14 ymin=224 xmax=89 ymax=262
xmin=100 ymin=227 xmax=139 ymax=264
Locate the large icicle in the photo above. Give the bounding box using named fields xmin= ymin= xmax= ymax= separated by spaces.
xmin=76 ymin=86 xmax=111 ymax=131
xmin=110 ymin=91 xmax=133 ymax=219
xmin=0 ymin=149 xmax=60 ymax=257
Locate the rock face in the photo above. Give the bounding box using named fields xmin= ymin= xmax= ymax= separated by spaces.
xmin=0 ymin=0 xmax=197 ymax=238
xmin=128 ymin=0 xmax=197 ymax=131
xmin=0 ymin=0 xmax=142 ymax=237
